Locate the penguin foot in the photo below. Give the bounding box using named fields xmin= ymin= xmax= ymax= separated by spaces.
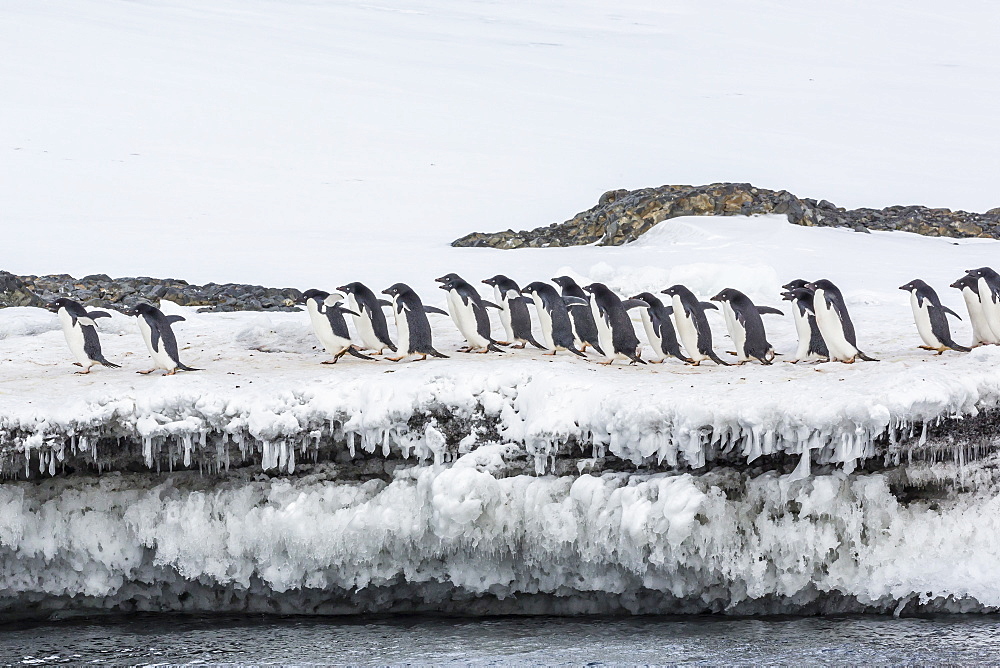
xmin=689 ymin=361 xmax=701 ymax=366
xmin=72 ymin=362 xmax=82 ymax=367
xmin=542 ymin=351 xmax=557 ymax=356
xmin=74 ymin=369 xmax=92 ymax=375
xmin=137 ymin=369 xmax=156 ymax=375
xmin=457 ymin=346 xmax=472 ymax=353
xmin=919 ymin=345 xmax=936 ymax=351
xmin=842 ymin=358 xmax=856 ymax=364
xmin=474 ymin=348 xmax=491 ymax=354
xmin=726 ymin=351 xmax=738 ymax=356
xmin=496 ymin=341 xmax=512 ymax=346
xmin=597 ymin=360 xmax=614 ymax=366
xmin=513 ymin=342 xmax=527 ymax=349
xmin=386 ymin=355 xmax=407 ymax=362
xmin=165 ymin=370 xmax=177 ymax=376
xmin=321 ymin=359 xmax=339 ymax=365
xmin=650 ymin=359 xmax=665 ymax=364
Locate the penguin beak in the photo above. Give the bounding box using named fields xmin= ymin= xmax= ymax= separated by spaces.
xmin=434 ymin=276 xmax=447 ymax=283
xmin=45 ymin=301 xmax=59 ymax=312
xmin=437 ymin=284 xmax=448 ymax=290
xmin=336 ymin=285 xmax=349 ymax=293
xmin=804 ymin=283 xmax=817 ymax=291
xmin=710 ymin=292 xmax=723 ymax=302
xmin=481 ymin=279 xmax=492 ymax=286
xmin=949 ymin=280 xmax=961 ymax=289
xmin=380 ymin=288 xmax=391 ymax=295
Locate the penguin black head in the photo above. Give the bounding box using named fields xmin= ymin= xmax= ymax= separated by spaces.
xmin=805 ymin=279 xmax=836 ymax=292
xmin=951 ymin=274 xmax=975 ymax=290
xmin=336 ymin=282 xmax=362 ymax=294
xmin=482 ymin=275 xmax=505 ymax=287
xmin=521 ymin=281 xmax=546 ymax=294
xmin=382 ymin=283 xmax=408 ymax=297
xmin=899 ymin=279 xmax=928 ymax=292
xmin=782 ymin=279 xmax=809 ymax=291
xmin=46 ymin=297 xmax=73 ymax=313
xmin=551 ymin=276 xmax=578 ymax=288
xmin=629 ymin=292 xmax=656 ymax=304
xmin=435 ymin=273 xmax=462 ymax=284
xmin=121 ymin=303 xmax=155 ymax=317
xmin=661 ymin=285 xmax=683 ymax=297
xmin=710 ymin=289 xmax=738 ymax=303
xmin=437 ymin=277 xmax=457 ymax=291
xmin=299 ymin=288 xmax=330 ymax=305
xmin=582 ymin=282 xmax=611 ymax=295
xmin=966 ymin=267 xmax=996 ymax=279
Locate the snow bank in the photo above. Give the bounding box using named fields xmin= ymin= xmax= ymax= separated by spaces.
xmin=3 ymin=454 xmax=1000 ymax=616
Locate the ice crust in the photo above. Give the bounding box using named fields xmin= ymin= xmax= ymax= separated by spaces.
xmin=2 ymin=455 xmax=1000 ymax=615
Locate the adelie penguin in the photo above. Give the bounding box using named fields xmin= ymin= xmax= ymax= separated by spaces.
xmin=337 ymin=281 xmax=396 ymax=355
xmin=48 ymin=298 xmax=120 ymax=374
xmin=899 ymin=279 xmax=970 ymax=354
xmin=435 ymin=273 xmax=503 ymax=353
xmin=625 ymin=292 xmax=690 ymax=364
xmin=381 ymin=283 xmax=449 ymax=361
xmin=963 ymin=267 xmax=1000 ymax=342
xmin=780 ymin=286 xmax=829 ymax=363
xmin=552 ymin=276 xmax=602 ymax=354
xmin=582 ymin=283 xmax=645 ymax=365
xmin=950 ymin=273 xmax=999 ymax=347
xmin=482 ymin=275 xmax=544 ymax=349
xmin=710 ymin=288 xmax=783 ymax=365
xmin=805 ymin=279 xmax=877 ymax=363
xmin=519 ymin=282 xmax=585 ymax=357
xmin=299 ymin=289 xmax=373 ymax=364
xmin=661 ymin=285 xmax=728 ymax=366
xmin=124 ymin=303 xmax=201 ymax=375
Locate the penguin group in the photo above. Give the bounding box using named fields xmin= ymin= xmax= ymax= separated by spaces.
xmin=42 ymin=268 xmax=1000 ymax=373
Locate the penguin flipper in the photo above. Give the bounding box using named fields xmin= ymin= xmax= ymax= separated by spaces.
xmin=165 ymin=315 xmax=186 ymax=325
xmin=424 ymin=306 xmax=449 ymax=315
xmin=98 ymin=356 xmax=120 ymax=369
xmin=856 ymin=350 xmax=879 ymax=362
xmin=568 ymin=346 xmax=586 ymax=357
xmin=428 ymin=348 xmax=449 ymax=358
xmin=944 ymin=339 xmax=971 ymax=353
xmin=699 ymin=301 xmax=718 ymax=311
xmin=525 ymin=335 xmax=546 ymax=350
xmin=663 ymin=305 xmax=674 ymax=315
xmin=622 ymin=299 xmax=648 ymax=310
xmin=87 ymin=311 xmax=112 ymax=320
xmin=520 ymin=297 xmax=534 ymax=305
xmin=943 ymin=306 xmax=962 ymax=320
xmin=591 ymin=342 xmax=606 ymax=356
xmin=562 ymin=296 xmax=588 ymax=307
xmin=377 ymin=299 xmax=392 ymax=307
xmin=757 ymin=306 xmax=784 ymax=316
xmin=483 ymin=301 xmax=502 ymax=309
xmin=708 ymin=350 xmax=730 ymax=366
xmin=347 ymin=347 xmax=374 ymax=360
xmin=176 ymin=363 xmax=202 ymax=372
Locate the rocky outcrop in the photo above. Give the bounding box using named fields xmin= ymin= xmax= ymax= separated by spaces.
xmin=0 ymin=271 xmax=303 ymax=312
xmin=452 ymin=183 xmax=1000 ymax=248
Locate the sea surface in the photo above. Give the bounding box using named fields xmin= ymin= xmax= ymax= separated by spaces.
xmin=2 ymin=614 xmax=1000 ymax=665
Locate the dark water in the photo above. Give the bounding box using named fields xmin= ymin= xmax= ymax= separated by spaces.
xmin=2 ymin=614 xmax=1000 ymax=665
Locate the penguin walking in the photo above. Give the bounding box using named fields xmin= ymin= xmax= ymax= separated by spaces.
xmin=780 ymin=286 xmax=829 ymax=363
xmin=336 ymin=282 xmax=396 ymax=355
xmin=552 ymin=276 xmax=603 ymax=354
xmin=964 ymin=268 xmax=1000 ymax=342
xmin=626 ymin=292 xmax=690 ymax=363
xmin=710 ymin=288 xmax=782 ymax=365
xmin=899 ymin=279 xmax=970 ymax=354
xmin=482 ymin=275 xmax=544 ymax=349
xmin=435 ymin=273 xmax=503 ymax=353
xmin=950 ymin=274 xmax=999 ymax=347
xmin=299 ymin=289 xmax=373 ymax=364
xmin=47 ymin=298 xmax=120 ymax=374
xmin=125 ymin=303 xmax=200 ymax=374
xmin=805 ymin=279 xmax=877 ymax=363
xmin=581 ymin=283 xmax=645 ymax=365
xmin=519 ymin=282 xmax=585 ymax=357
xmin=661 ymin=285 xmax=729 ymax=366
xmin=381 ymin=283 xmax=449 ymax=361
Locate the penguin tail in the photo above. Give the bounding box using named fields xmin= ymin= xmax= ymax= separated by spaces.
xmin=856 ymin=350 xmax=879 ymax=362
xmin=527 ymin=336 xmax=546 ymax=350
xmin=385 ymin=342 xmax=398 ymax=353
xmin=708 ymin=351 xmax=730 ymax=366
xmin=428 ymin=348 xmax=449 ymax=359
xmin=945 ymin=340 xmax=972 ymax=353
xmin=629 ymin=354 xmax=647 ymax=365
xmin=347 ymin=347 xmax=374 ymax=361
xmin=487 ymin=342 xmax=505 ymax=353
xmin=98 ymin=357 xmax=120 ymax=369
xmin=568 ymin=346 xmax=586 ymax=358
xmin=591 ymin=343 xmax=606 ymax=357
xmin=177 ymin=363 xmax=202 ymax=372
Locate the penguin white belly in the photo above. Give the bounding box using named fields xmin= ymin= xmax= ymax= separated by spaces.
xmin=721 ymin=302 xmax=747 ymax=360
xmin=976 ymin=278 xmax=1000 ymax=337
xmin=58 ymin=308 xmax=93 ymax=367
xmin=812 ymin=290 xmax=857 ymax=361
xmin=910 ymin=294 xmax=941 ymax=348
xmin=790 ymin=309 xmax=812 ymax=361
xmin=493 ymin=287 xmax=515 ymax=341
xmin=306 ymin=302 xmax=349 ymax=356
xmin=961 ymin=287 xmax=998 ymax=345
xmin=393 ymin=303 xmax=410 ymax=354
xmin=670 ymin=297 xmax=704 ymax=362
xmin=589 ymin=300 xmax=614 ymax=359
xmin=447 ymin=293 xmax=484 ymax=345
xmin=638 ymin=309 xmax=664 ymax=361
xmin=445 ymin=291 xmax=466 ymax=335
xmin=532 ymin=301 xmax=555 ymax=350
xmin=138 ymin=317 xmax=176 ymax=370
xmin=347 ymin=294 xmax=381 ymax=350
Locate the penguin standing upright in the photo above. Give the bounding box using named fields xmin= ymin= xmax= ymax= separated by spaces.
xmin=482 ymin=275 xmax=543 ymax=349
xmin=626 ymin=292 xmax=690 ymax=363
xmin=337 ymin=282 xmax=396 ymax=354
xmin=126 ymin=302 xmax=200 ymax=374
xmin=950 ymin=274 xmax=999 ymax=347
xmin=899 ymin=279 xmax=970 ymax=354
xmin=435 ymin=273 xmax=502 ymax=353
xmin=381 ymin=283 xmax=449 ymax=361
xmin=805 ymin=279 xmax=877 ymax=363
xmin=710 ymin=288 xmax=783 ymax=365
xmin=582 ymin=283 xmax=645 ymax=365
xmin=47 ymin=298 xmax=120 ymax=374
xmin=552 ymin=276 xmax=602 ymax=353
xmin=519 ymin=282 xmax=585 ymax=357
xmin=964 ymin=268 xmax=1000 ymax=342
xmin=661 ymin=285 xmax=729 ymax=366
xmin=780 ymin=286 xmax=829 ymax=363
xmin=299 ymin=289 xmax=373 ymax=364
